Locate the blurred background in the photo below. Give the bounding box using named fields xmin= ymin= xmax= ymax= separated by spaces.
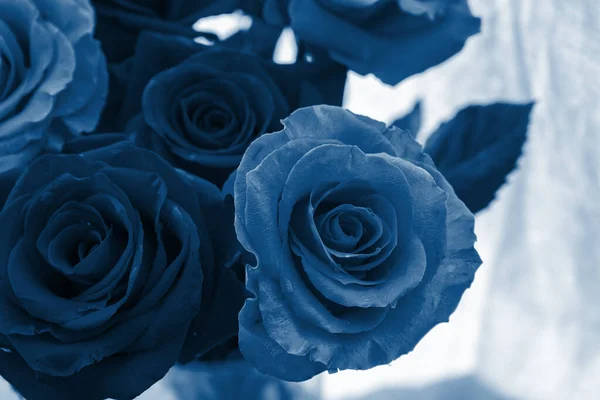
xmin=2 ymin=0 xmax=598 ymax=398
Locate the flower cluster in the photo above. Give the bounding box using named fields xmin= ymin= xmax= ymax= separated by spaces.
xmin=0 ymin=0 xmax=535 ymax=399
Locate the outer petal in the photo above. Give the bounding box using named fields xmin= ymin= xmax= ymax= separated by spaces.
xmin=32 ymin=0 xmax=95 ymax=43
xmin=238 ymin=274 xmax=327 ymax=382
xmin=0 ymin=196 xmax=41 ymax=337
xmin=81 ymin=142 xmax=215 ymax=229
xmin=55 ymin=37 xmax=109 ymax=134
xmin=277 ymin=105 xmax=397 ymax=156
xmin=5 ymin=153 xmax=106 ymax=203
xmin=0 ymin=327 xmax=188 ymax=400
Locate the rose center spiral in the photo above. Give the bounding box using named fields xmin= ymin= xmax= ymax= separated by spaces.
xmin=317 ymin=205 xmax=381 ymax=255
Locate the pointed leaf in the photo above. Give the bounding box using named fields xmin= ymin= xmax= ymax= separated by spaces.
xmin=392 ymin=101 xmax=422 ymax=137
xmin=423 ymin=101 xmax=535 ymax=213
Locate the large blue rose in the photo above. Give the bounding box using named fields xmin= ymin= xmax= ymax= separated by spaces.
xmin=0 ymin=141 xmax=244 ymax=400
xmin=286 ymin=0 xmax=481 ymax=85
xmin=123 ymin=32 xmax=345 ymax=187
xmin=0 ymin=0 xmax=108 ymax=173
xmin=234 ymin=106 xmax=482 ymax=381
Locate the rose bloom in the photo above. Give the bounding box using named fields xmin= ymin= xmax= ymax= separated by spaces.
xmin=0 ymin=142 xmax=235 ymax=400
xmin=234 ymin=106 xmax=482 ymax=381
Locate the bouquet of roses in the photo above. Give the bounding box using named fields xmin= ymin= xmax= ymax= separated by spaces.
xmin=0 ymin=1 xmax=534 ymax=399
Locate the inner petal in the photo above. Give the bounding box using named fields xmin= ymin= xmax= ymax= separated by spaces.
xmin=337 ymin=214 xmax=362 ymax=237
xmin=318 ymin=205 xmax=383 ymax=255
xmin=201 ymin=108 xmax=230 ymax=132
xmin=166 ymin=78 xmax=249 ymax=151
xmin=177 ymin=94 xmax=236 ymax=148
xmin=331 ymin=193 xmax=398 ymax=272
xmin=47 ymin=224 xmax=96 ymax=271
xmin=36 ymin=201 xmax=108 ymax=267
xmin=312 ymin=185 xmax=391 ymax=270
xmin=77 ymin=230 xmax=103 ymax=262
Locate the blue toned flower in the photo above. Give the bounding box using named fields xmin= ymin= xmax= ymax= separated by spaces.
xmin=287 ymin=0 xmax=481 ymax=85
xmin=0 ymin=142 xmax=245 ymax=400
xmin=121 ymin=32 xmax=345 ymax=187
xmin=0 ymin=0 xmax=108 ymax=173
xmin=129 ymin=44 xmax=289 ymax=187
xmin=234 ymin=105 xmax=482 ymax=381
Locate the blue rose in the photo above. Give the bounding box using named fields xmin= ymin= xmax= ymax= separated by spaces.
xmin=128 ymin=44 xmax=289 ymax=187
xmin=0 ymin=141 xmax=244 ymax=400
xmin=286 ymin=0 xmax=481 ymax=85
xmin=0 ymin=0 xmax=108 ymax=173
xmin=121 ymin=32 xmax=345 ymax=187
xmin=234 ymin=106 xmax=482 ymax=381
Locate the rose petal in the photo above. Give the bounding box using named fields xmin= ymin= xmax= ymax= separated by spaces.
xmin=0 ymin=324 xmax=188 ymax=400
xmin=5 ymin=153 xmax=105 ymax=203
xmin=238 ymin=284 xmax=326 ymax=382
xmin=279 ymin=241 xmax=391 ymax=334
xmin=238 ymin=138 xmax=340 ymax=276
